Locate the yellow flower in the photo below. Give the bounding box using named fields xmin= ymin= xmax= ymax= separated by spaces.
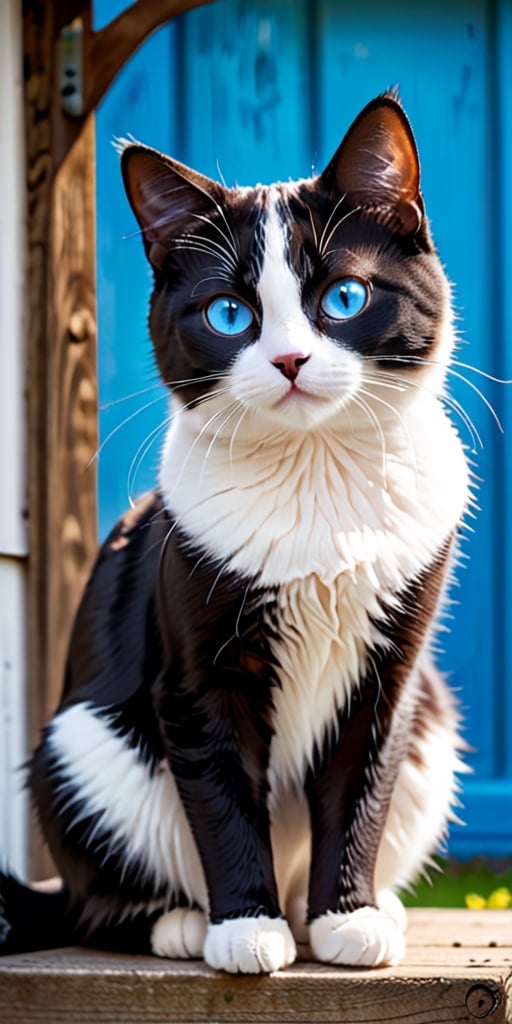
xmin=487 ymin=887 xmax=511 ymax=909
xmin=465 ymin=892 xmax=487 ymax=909
xmin=464 ymin=887 xmax=512 ymax=909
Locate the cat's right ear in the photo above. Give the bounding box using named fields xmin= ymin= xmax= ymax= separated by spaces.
xmin=121 ymin=143 xmax=224 ymax=270
xmin=321 ymin=94 xmax=423 ymax=236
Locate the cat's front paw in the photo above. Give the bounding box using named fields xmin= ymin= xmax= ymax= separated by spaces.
xmin=151 ymin=907 xmax=207 ymax=958
xmin=310 ymin=906 xmax=405 ymax=967
xmin=204 ymin=916 xmax=296 ymax=974
xmin=377 ymin=890 xmax=407 ymax=933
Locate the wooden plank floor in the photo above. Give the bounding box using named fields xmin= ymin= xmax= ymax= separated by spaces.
xmin=1 ymin=909 xmax=511 ymax=1023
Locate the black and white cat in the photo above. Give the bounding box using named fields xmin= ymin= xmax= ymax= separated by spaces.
xmin=1 ymin=93 xmax=468 ymax=973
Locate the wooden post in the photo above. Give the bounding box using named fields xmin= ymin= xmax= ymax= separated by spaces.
xmin=23 ymin=0 xmax=95 ymax=876
xmin=22 ymin=0 xmax=215 ymax=878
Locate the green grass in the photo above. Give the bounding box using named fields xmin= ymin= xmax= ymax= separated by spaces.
xmin=399 ymin=858 xmax=512 ymax=908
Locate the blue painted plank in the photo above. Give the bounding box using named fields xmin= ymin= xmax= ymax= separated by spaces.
xmin=449 ymin=781 xmax=512 ymax=858
xmin=92 ymin=0 xmax=127 ymax=29
xmin=497 ymin=0 xmax=512 ymax=791
xmin=95 ymin=8 xmax=178 ymax=538
xmin=177 ymin=0 xmax=313 ymax=183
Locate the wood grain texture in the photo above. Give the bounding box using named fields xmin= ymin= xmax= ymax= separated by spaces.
xmin=22 ymin=0 xmax=213 ymax=879
xmin=23 ymin=3 xmax=99 ymax=886
xmin=46 ymin=114 xmax=99 ymax=722
xmin=87 ymin=0 xmax=216 ymax=112
xmin=0 ymin=911 xmax=511 ymax=1023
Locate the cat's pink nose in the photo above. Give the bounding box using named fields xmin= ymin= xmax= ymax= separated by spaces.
xmin=272 ymin=353 xmax=310 ymax=382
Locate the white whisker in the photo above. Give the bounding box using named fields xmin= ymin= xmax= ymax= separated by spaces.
xmin=171 ymin=237 xmax=237 ymax=273
xmin=447 ymin=359 xmax=512 ymax=387
xmin=198 ymin=401 xmax=243 ymax=490
xmin=99 ymin=373 xmax=230 ymax=411
xmin=205 ymin=562 xmax=228 ymax=605
xmin=187 ymin=549 xmax=211 ymax=580
xmin=359 ymin=383 xmax=418 ymax=484
xmin=235 ymin=584 xmax=250 ymax=638
xmin=172 ymin=373 xmax=231 ymax=392
xmin=228 ymin=406 xmax=250 ymax=471
xmin=446 ymin=396 xmax=483 ymax=452
xmin=176 ymin=230 xmax=238 ymax=265
xmin=127 ymin=417 xmax=170 ymax=506
xmin=363 ymin=353 xmax=504 ymax=433
xmin=319 ymin=199 xmax=363 ymax=257
xmin=167 ymin=394 xmax=235 ymax=499
xmin=305 ymin=203 xmax=319 ymax=250
xmin=366 ymin=366 xmax=484 ymax=452
xmin=191 ymin=211 xmax=239 ymax=263
xmin=350 ymin=393 xmax=387 ymax=480
xmin=193 ymin=192 xmax=241 ymax=264
xmin=212 ymin=632 xmax=236 ymax=666
xmin=190 ymin=273 xmax=233 ymax=297
xmin=100 ymin=384 xmax=167 ymax=411
xmin=92 ymin=392 xmax=172 ymax=467
xmin=210 ymin=585 xmax=249 ymax=666
xmin=318 ymin=195 xmax=346 ymax=256
xmin=446 ymin=366 xmax=503 ymax=434
xmin=159 ymin=485 xmax=236 ymax=555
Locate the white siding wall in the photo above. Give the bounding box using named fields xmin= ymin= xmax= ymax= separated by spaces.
xmin=0 ymin=0 xmax=28 ymax=876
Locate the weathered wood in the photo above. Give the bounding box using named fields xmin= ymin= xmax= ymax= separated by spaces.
xmin=406 ymin=908 xmax=512 ymax=948
xmin=0 ymin=911 xmax=510 ymax=1023
xmin=23 ymin=1 xmax=98 ymax=879
xmin=22 ymin=0 xmax=213 ymax=879
xmin=86 ymin=0 xmax=216 ymax=113
xmin=46 ymin=113 xmax=98 ymax=723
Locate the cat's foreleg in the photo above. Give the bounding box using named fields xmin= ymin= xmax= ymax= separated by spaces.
xmin=154 ymin=669 xmax=296 ymax=973
xmin=306 ymin=540 xmax=454 ymax=968
xmin=306 ymin=678 xmax=410 ymax=967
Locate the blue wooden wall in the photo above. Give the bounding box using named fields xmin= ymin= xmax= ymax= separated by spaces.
xmin=94 ymin=0 xmax=512 ymax=859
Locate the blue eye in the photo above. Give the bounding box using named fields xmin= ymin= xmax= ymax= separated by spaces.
xmin=320 ymin=279 xmax=369 ymax=321
xmin=205 ymin=296 xmax=254 ymax=336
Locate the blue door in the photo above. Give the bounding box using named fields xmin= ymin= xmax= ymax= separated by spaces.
xmin=95 ymin=0 xmax=512 ymax=858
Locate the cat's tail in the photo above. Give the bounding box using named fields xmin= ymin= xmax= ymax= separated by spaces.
xmin=0 ymin=871 xmax=75 ymax=955
xmin=0 ymin=871 xmax=165 ymax=956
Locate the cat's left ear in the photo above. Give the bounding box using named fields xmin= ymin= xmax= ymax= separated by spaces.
xmin=121 ymin=142 xmax=224 ymax=269
xmin=322 ymin=94 xmax=423 ymax=235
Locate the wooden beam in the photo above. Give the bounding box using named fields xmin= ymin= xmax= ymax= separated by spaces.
xmin=23 ymin=1 xmax=98 ymax=878
xmin=1 ymin=911 xmax=511 ymax=1023
xmin=22 ymin=0 xmax=213 ymax=878
xmin=86 ymin=0 xmax=217 ymax=114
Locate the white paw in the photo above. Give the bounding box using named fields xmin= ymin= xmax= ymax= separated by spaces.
xmin=204 ymin=916 xmax=297 ymax=974
xmin=377 ymin=890 xmax=407 ymax=933
xmin=310 ymin=906 xmax=406 ymax=967
xmin=151 ymin=907 xmax=207 ymax=959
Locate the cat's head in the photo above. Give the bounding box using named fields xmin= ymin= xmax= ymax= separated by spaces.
xmin=121 ymin=93 xmax=451 ymax=433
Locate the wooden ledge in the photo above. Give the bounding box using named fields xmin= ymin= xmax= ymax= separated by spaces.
xmin=1 ymin=910 xmax=512 ymax=1023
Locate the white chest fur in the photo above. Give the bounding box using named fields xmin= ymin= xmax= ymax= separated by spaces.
xmin=160 ymin=391 xmax=468 ymax=784
xmin=161 ymin=392 xmax=467 ymax=584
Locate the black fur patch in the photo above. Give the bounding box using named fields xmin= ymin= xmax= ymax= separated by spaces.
xmin=282 ymin=186 xmax=445 ymax=368
xmin=154 ymin=526 xmax=282 ymax=922
xmin=306 ymin=538 xmax=454 ymax=919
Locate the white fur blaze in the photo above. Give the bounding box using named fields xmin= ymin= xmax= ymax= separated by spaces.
xmin=151 ymin=907 xmax=206 ymax=959
xmin=204 ymin=916 xmax=296 ymax=974
xmin=49 ymin=704 xmax=207 ymax=908
xmin=310 ymin=906 xmax=405 ymax=967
